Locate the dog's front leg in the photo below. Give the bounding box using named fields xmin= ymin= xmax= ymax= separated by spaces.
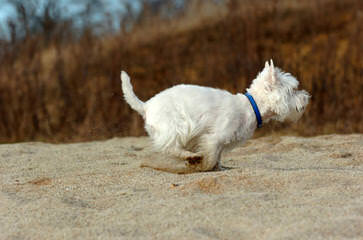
xmin=199 ymin=136 xmax=223 ymax=171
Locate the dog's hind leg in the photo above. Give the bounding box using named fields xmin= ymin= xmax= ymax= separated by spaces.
xmin=168 ymin=148 xmax=202 ymax=161
xmin=162 ymin=140 xmax=203 ymax=161
xmin=140 ymin=155 xmax=202 ymax=174
xmin=140 ymin=143 xmax=206 ymax=173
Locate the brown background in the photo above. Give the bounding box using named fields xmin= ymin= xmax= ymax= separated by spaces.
xmin=0 ymin=0 xmax=362 ymax=143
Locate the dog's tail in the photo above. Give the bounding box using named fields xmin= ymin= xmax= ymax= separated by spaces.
xmin=121 ymin=71 xmax=145 ymax=117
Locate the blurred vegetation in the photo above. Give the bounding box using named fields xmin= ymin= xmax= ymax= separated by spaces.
xmin=0 ymin=0 xmax=362 ymax=143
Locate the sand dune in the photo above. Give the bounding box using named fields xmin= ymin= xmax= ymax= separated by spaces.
xmin=0 ymin=134 xmax=362 ymax=239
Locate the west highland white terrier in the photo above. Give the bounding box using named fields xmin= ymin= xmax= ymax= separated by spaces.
xmin=121 ymin=60 xmax=310 ymax=173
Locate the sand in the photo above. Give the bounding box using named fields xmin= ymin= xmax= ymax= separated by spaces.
xmin=0 ymin=134 xmax=362 ymax=239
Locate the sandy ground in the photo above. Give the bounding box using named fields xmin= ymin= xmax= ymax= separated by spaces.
xmin=0 ymin=134 xmax=362 ymax=240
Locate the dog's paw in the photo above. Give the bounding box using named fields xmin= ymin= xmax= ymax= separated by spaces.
xmin=186 ymin=155 xmax=203 ymax=165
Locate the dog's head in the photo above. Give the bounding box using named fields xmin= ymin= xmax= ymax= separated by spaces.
xmin=248 ymin=60 xmax=310 ymax=122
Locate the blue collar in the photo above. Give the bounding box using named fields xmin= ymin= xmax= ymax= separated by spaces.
xmin=245 ymin=92 xmax=262 ymax=128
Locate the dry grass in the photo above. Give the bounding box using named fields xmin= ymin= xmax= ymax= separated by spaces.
xmin=0 ymin=0 xmax=362 ymax=143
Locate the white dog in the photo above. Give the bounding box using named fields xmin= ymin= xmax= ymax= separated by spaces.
xmin=121 ymin=60 xmax=310 ymax=173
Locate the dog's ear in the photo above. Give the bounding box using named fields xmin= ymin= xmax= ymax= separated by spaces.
xmin=259 ymin=60 xmax=276 ymax=87
xmin=267 ymin=59 xmax=276 ymax=84
xmin=265 ymin=61 xmax=269 ymax=69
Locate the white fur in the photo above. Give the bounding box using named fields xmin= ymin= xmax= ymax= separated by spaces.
xmin=121 ymin=60 xmax=310 ymax=173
